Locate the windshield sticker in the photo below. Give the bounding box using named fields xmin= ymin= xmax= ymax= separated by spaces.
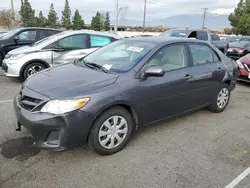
xmin=126 ymin=46 xmax=144 ymax=53
xmin=103 ymin=64 xmax=113 ymax=70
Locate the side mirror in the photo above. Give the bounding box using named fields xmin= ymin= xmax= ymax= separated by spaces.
xmin=144 ymin=66 xmax=165 ymax=77
xmin=13 ymin=36 xmax=19 ymax=43
xmin=52 ymin=47 xmax=65 ymax=52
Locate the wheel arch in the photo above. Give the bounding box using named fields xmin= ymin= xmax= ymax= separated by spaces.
xmin=20 ymin=59 xmax=50 ymax=78
xmin=87 ymin=102 xmax=141 ymax=140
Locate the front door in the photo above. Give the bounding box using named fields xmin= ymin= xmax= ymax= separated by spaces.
xmin=51 ymin=34 xmax=88 ymax=65
xmin=141 ymin=43 xmax=194 ymax=124
xmin=6 ymin=30 xmax=38 ymax=52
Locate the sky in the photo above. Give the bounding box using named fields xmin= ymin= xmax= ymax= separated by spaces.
xmin=0 ymin=0 xmax=239 ymax=23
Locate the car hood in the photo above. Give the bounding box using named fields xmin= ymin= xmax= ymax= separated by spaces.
xmin=24 ymin=63 xmax=119 ymax=99
xmin=240 ymin=54 xmax=250 ymax=64
xmin=8 ymin=45 xmax=37 ymax=55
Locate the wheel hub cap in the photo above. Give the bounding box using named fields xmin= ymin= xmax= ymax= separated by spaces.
xmin=98 ymin=116 xmax=128 ymax=149
xmin=217 ymin=88 xmax=229 ymax=109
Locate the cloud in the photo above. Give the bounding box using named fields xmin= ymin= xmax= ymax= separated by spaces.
xmin=0 ymin=0 xmax=239 ymax=23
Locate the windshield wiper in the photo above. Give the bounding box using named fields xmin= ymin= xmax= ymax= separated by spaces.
xmin=83 ymin=61 xmax=110 ymax=73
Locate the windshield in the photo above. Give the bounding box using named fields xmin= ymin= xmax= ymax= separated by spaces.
xmin=0 ymin=29 xmax=20 ymax=39
xmin=160 ymin=30 xmax=187 ymax=37
xmin=82 ymin=40 xmax=156 ymax=73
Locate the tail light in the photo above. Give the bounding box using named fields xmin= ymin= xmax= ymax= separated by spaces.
xmin=227 ymin=47 xmax=247 ymax=53
xmin=236 ymin=48 xmax=246 ymax=53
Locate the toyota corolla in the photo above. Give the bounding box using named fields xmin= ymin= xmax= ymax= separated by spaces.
xmin=14 ymin=37 xmax=237 ymax=155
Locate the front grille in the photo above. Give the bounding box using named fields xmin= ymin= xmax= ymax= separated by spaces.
xmin=18 ymin=92 xmax=43 ymax=111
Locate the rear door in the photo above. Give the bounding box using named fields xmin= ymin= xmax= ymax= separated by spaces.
xmin=187 ymin=43 xmax=226 ymax=106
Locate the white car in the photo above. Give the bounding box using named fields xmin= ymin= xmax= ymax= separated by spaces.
xmin=2 ymin=30 xmax=121 ymax=79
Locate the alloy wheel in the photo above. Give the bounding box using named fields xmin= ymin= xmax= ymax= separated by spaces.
xmin=27 ymin=66 xmax=44 ymax=77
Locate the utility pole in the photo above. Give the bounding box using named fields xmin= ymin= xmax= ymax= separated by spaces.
xmin=10 ymin=0 xmax=15 ymax=16
xmin=114 ymin=0 xmax=119 ymax=32
xmin=143 ymin=0 xmax=147 ymax=32
xmin=10 ymin=0 xmax=15 ymax=28
xmin=202 ymin=8 xmax=208 ymax=30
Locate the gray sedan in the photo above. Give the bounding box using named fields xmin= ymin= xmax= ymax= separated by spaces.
xmin=13 ymin=37 xmax=237 ymax=155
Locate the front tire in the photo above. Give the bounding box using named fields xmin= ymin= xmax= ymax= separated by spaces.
xmin=209 ymin=84 xmax=230 ymax=113
xmin=23 ymin=62 xmax=46 ymax=80
xmin=88 ymin=107 xmax=134 ymax=155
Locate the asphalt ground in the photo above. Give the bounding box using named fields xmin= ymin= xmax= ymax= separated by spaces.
xmin=0 ymin=69 xmax=250 ymax=188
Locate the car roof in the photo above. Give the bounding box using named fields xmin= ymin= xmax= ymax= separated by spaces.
xmin=125 ymin=36 xmax=207 ymax=45
xmin=18 ymin=27 xmax=61 ymax=31
xmin=59 ymin=30 xmax=122 ymax=39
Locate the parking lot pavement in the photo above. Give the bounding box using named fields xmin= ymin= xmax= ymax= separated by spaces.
xmin=1 ymin=69 xmax=250 ymax=188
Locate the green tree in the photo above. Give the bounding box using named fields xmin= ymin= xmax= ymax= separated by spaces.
xmin=62 ymin=0 xmax=71 ymax=29
xmin=228 ymin=0 xmax=250 ymax=35
xmin=19 ymin=0 xmax=36 ymax=26
xmin=104 ymin=11 xmax=111 ymax=31
xmin=47 ymin=3 xmax=58 ymax=28
xmin=36 ymin=11 xmax=47 ymax=27
xmin=72 ymin=9 xmax=84 ymax=30
xmin=91 ymin=11 xmax=102 ymax=31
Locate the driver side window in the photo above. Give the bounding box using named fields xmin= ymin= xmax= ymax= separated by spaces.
xmin=147 ymin=44 xmax=189 ymax=71
xmin=17 ymin=30 xmax=37 ymax=41
xmin=45 ymin=34 xmax=87 ymax=50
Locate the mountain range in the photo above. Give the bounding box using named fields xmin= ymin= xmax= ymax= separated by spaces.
xmin=117 ymin=13 xmax=231 ymax=29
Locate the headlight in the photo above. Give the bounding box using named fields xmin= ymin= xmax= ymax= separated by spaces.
xmin=236 ymin=60 xmax=244 ymax=68
xmin=10 ymin=54 xmax=26 ymax=60
xmin=40 ymin=98 xmax=90 ymax=115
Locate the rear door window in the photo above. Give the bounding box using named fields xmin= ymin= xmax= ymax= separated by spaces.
xmin=189 ymin=44 xmax=219 ymax=65
xmin=90 ymin=35 xmax=112 ymax=48
xmin=211 ymin=35 xmax=220 ymax=41
xmin=197 ymin=31 xmax=208 ymax=41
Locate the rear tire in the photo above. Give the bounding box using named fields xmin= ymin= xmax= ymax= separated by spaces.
xmin=208 ymin=84 xmax=230 ymax=113
xmin=23 ymin=62 xmax=46 ymax=80
xmin=88 ymin=107 xmax=134 ymax=155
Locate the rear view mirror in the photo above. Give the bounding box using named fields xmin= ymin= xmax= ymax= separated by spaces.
xmin=144 ymin=66 xmax=165 ymax=77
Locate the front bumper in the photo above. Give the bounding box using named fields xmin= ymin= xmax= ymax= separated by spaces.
xmin=13 ymin=94 xmax=95 ymax=151
xmin=2 ymin=58 xmax=24 ymax=77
